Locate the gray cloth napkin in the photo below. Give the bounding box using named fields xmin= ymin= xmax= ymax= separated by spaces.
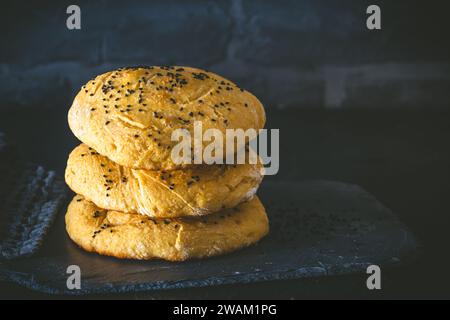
xmin=0 ymin=132 xmax=68 ymax=260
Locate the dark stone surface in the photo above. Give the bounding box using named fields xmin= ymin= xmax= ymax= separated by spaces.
xmin=0 ymin=181 xmax=418 ymax=295
xmin=1 ymin=0 xmax=450 ymax=109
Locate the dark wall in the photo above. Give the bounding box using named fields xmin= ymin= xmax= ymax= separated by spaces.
xmin=1 ymin=0 xmax=449 ymax=109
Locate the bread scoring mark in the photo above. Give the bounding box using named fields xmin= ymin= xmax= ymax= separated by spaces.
xmin=136 ymin=170 xmax=197 ymax=215
xmin=113 ymin=113 xmax=149 ymax=128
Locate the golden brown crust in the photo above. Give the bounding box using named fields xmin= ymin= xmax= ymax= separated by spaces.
xmin=65 ymin=195 xmax=269 ymax=261
xmin=65 ymin=144 xmax=263 ymax=218
xmin=68 ymin=66 xmax=266 ymax=170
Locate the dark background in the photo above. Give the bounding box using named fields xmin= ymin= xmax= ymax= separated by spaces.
xmin=0 ymin=0 xmax=450 ymax=299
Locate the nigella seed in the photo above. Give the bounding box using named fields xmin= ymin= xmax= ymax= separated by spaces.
xmin=105 ymin=121 xmax=111 ymax=125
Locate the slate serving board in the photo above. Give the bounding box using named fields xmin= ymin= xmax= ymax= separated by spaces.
xmin=0 ymin=180 xmax=419 ymax=295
